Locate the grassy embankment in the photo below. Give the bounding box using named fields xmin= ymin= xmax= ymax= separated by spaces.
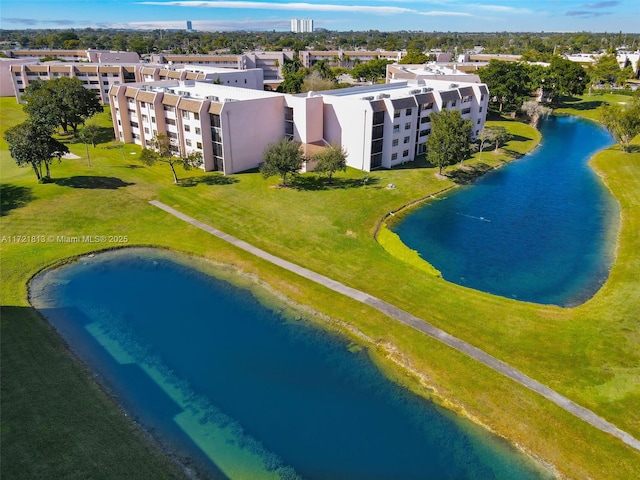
xmin=1 ymin=95 xmax=639 ymax=479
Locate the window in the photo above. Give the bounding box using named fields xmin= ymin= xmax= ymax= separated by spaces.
xmin=196 ymin=142 xmax=202 ymax=149
xmin=163 ymin=105 xmax=172 ymax=111
xmin=419 ymin=129 xmax=429 ymax=137
xmin=477 ymin=119 xmax=481 ymax=124
xmin=403 ymin=150 xmax=409 ymax=157
xmin=393 ymin=125 xmax=400 ymax=133
xmin=144 ymin=127 xmax=149 ymax=134
xmin=194 ymin=113 xmax=199 ymax=120
xmin=406 ymin=108 xmax=412 ymax=116
xmin=404 ymin=122 xmax=411 ymax=130
xmin=420 ymin=116 xmax=430 ymax=124
xmin=142 ymin=115 xmax=148 ymax=122
xmin=166 ymin=119 xmax=176 ymax=126
xmin=450 ymin=100 xmax=456 ymax=107
xmin=461 ymin=108 xmax=471 ymax=115
xmin=140 ymin=102 xmax=146 ymax=108
xmin=393 ymin=110 xmax=400 ymax=118
xmin=392 ymin=139 xmax=399 ymax=147
xmin=182 ymin=111 xmax=190 ymax=119
xmin=151 ymin=116 xmax=156 ymax=123
xmin=16 ymin=80 xmax=23 ymax=84
xmin=167 ymin=132 xmax=177 ymax=139
xmin=186 ymin=139 xmax=192 ymax=146
xmin=391 ymin=153 xmax=398 ymax=160
xmin=195 ymin=127 xmax=201 ymax=135
xmin=463 ymin=95 xmax=472 ymax=103
xmin=479 ymin=106 xmax=483 ymax=112
xmin=480 ymin=95 xmax=485 ymax=101
xmin=101 ymin=73 xmax=108 ymax=77
xmin=184 ymin=125 xmax=191 ymax=132
xmin=103 ymin=81 xmax=109 ymax=85
xmin=423 ymin=102 xmax=433 ymax=109
xmin=403 ymin=136 xmax=410 ymax=144
xmin=130 ymin=121 xmax=139 ymax=128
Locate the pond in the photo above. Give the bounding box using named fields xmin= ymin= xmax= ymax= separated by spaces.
xmin=392 ymin=116 xmax=618 ymax=306
xmin=30 ymin=248 xmax=553 ymax=479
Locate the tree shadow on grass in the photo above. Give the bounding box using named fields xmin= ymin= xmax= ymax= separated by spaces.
xmin=1 ymin=184 xmax=34 ymax=216
xmin=291 ymin=175 xmax=380 ymax=191
xmin=51 ymin=176 xmax=134 ymax=189
xmin=178 ymin=174 xmax=239 ymax=187
xmin=562 ymin=100 xmax=606 ymax=111
xmin=446 ymin=163 xmax=493 ymax=184
xmin=392 ymin=156 xmax=434 ymax=170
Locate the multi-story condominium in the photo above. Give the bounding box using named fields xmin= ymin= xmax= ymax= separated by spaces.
xmin=386 ymin=63 xmax=482 ymax=84
xmin=7 ymin=63 xmax=264 ymax=104
xmin=138 ymin=65 xmax=264 ymax=90
xmin=291 ymin=19 xmax=314 ymax=33
xmin=109 ymin=78 xmax=488 ymax=175
xmin=149 ymin=51 xmax=296 ymax=86
xmin=299 ymin=50 xmax=404 ymax=68
xmin=0 ymin=49 xmax=140 ymax=63
xmin=9 ymin=63 xmax=139 ymax=104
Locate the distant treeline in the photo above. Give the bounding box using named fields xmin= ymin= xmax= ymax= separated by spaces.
xmin=1 ymin=29 xmax=639 ymax=57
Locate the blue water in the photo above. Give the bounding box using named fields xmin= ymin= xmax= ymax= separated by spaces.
xmin=393 ymin=116 xmax=618 ymax=306
xmin=30 ymin=248 xmax=552 ymax=480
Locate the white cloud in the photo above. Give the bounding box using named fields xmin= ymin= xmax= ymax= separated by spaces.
xmin=137 ymin=1 xmax=473 ymax=16
xmin=106 ymin=19 xmax=290 ymax=30
xmin=468 ymin=4 xmax=532 ymax=14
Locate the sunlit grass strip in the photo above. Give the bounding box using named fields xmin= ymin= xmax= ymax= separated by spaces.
xmin=376 ymin=222 xmax=442 ymax=277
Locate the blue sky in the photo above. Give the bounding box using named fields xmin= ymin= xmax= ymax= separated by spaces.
xmin=1 ymin=0 xmax=639 ymax=32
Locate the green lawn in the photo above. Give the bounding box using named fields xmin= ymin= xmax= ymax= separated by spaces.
xmin=1 ymin=96 xmax=639 ymax=479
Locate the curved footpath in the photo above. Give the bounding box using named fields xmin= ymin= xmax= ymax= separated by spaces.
xmin=150 ymin=199 xmax=640 ymax=452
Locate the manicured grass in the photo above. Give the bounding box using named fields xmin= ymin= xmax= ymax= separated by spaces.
xmin=2 ymin=97 xmax=639 ymax=479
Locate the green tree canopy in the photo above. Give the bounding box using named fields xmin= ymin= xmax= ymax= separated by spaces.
xmin=478 ymin=60 xmax=533 ymax=112
xmin=140 ymin=133 xmax=203 ymax=183
xmin=22 ymin=77 xmax=103 ymax=133
xmin=313 ymin=143 xmax=347 ymax=183
xmin=350 ymin=58 xmax=393 ymax=83
xmin=4 ymin=121 xmax=69 ymax=181
xmin=599 ymin=95 xmax=640 ymax=153
xmin=260 ymin=138 xmax=304 ymax=187
xmin=399 ymin=49 xmax=430 ymax=64
xmin=426 ymin=110 xmax=473 ymax=174
xmin=546 ymin=56 xmax=588 ymax=102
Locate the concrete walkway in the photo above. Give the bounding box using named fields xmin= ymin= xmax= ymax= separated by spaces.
xmin=150 ymin=200 xmax=640 ymax=452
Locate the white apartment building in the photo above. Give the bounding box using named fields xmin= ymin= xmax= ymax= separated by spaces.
xmin=7 ymin=63 xmax=264 ymax=104
xmin=9 ymin=63 xmax=139 ymax=104
xmin=109 ymin=78 xmax=488 ymax=175
xmin=291 ymin=19 xmax=314 ymax=33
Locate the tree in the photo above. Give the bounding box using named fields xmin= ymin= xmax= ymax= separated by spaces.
xmin=590 ymin=54 xmax=624 ymax=87
xmin=313 ymin=144 xmax=347 ymax=183
xmin=546 ymin=56 xmax=588 ymax=102
xmin=520 ymin=101 xmax=552 ymax=127
xmin=22 ymin=77 xmax=103 ymax=134
xmin=599 ymin=96 xmax=640 ymax=153
xmin=399 ymin=49 xmax=430 ymax=64
xmin=426 ymin=110 xmax=473 ymax=175
xmin=350 ymin=58 xmax=393 ymax=83
xmin=478 ymin=60 xmax=532 ymax=112
xmin=4 ymin=121 xmax=69 ymax=181
xmin=489 ymin=126 xmax=511 ymax=153
xmin=260 ymin=138 xmax=304 ymax=187
xmin=301 ymin=71 xmax=335 ymax=93
xmin=140 ymin=134 xmax=203 ymax=183
xmin=475 ymin=127 xmax=495 ymax=161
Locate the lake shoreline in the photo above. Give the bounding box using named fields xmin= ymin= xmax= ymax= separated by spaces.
xmin=28 ymin=245 xmax=558 ymax=480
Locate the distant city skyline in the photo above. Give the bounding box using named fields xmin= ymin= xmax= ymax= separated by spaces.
xmin=1 ymin=0 xmax=639 ymax=33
